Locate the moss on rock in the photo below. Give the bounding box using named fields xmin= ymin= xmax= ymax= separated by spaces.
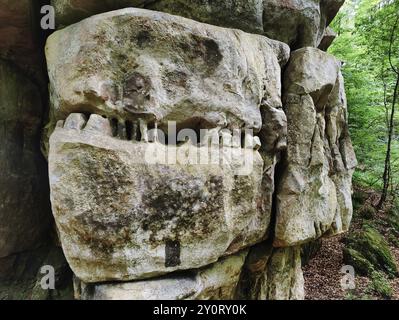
xmin=342 ymin=247 xmax=374 ymax=276
xmin=345 ymin=225 xmax=398 ymax=277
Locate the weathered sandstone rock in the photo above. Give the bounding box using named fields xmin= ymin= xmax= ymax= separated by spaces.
xmin=274 ymin=47 xmax=357 ymax=247
xmin=49 ymin=114 xmax=265 ymax=282
xmin=236 ymin=243 xmax=304 ymax=300
xmin=51 ymin=1 xmax=343 ymax=50
xmin=53 ymin=0 xmax=264 ymax=35
xmin=0 ymin=60 xmax=51 ymax=258
xmin=74 ymin=251 xmax=247 ymax=300
xmin=263 ymin=0 xmax=344 ymax=49
xmin=46 ymin=8 xmax=289 ymax=133
xmin=318 ymin=27 xmax=337 ymax=51
xmin=52 ymin=0 xmax=149 ymax=26
xmin=146 ymin=0 xmax=264 ymax=34
xmin=0 ymin=0 xmax=356 ymax=300
xmin=46 ymin=8 xmax=291 ymax=283
xmin=0 ymin=1 xmax=35 ymax=64
xmin=266 ymin=246 xmax=304 ymax=300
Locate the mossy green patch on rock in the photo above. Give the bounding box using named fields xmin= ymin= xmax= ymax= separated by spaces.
xmin=342 ymin=247 xmax=374 ymax=276
xmin=345 ymin=225 xmax=398 ymax=277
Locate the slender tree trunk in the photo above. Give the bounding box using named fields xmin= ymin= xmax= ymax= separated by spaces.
xmin=378 ymin=74 xmax=399 ymax=208
xmin=377 ymin=12 xmax=399 ymax=209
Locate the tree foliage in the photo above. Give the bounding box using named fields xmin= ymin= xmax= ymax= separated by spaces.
xmin=330 ymin=0 xmax=399 ymax=200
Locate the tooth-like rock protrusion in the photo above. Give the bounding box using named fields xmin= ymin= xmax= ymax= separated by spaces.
xmin=131 ymin=121 xmax=139 ymax=142
xmin=232 ymin=129 xmax=241 ymax=148
xmin=253 ymin=137 xmax=261 ymax=151
xmin=201 ymin=128 xmax=221 ymax=147
xmin=56 ymin=120 xmax=65 ymax=128
xmin=244 ymin=133 xmax=261 ymax=151
xmin=117 ymin=120 xmax=127 ymax=140
xmin=220 ymin=130 xmax=233 ymax=148
xmin=139 ymin=119 xmax=149 ymax=143
xmin=83 ymin=114 xmax=112 ymax=136
xmin=64 ymin=113 xmax=87 ymax=131
xmin=150 ymin=122 xmax=159 ymax=143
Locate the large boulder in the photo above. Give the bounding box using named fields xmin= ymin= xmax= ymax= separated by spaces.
xmin=344 ymin=224 xmax=398 ymax=277
xmin=49 ymin=113 xmax=264 ymax=282
xmin=263 ymin=0 xmax=344 ymax=49
xmin=146 ymin=0 xmax=264 ymax=35
xmin=52 ymin=0 xmax=264 ymax=34
xmin=274 ymin=47 xmax=356 ymax=247
xmin=45 ymin=8 xmax=290 ymax=283
xmin=51 ymin=1 xmax=343 ymax=49
xmin=0 ymin=60 xmax=51 ymax=258
xmin=74 ymin=251 xmax=247 ymax=300
xmin=52 ymin=0 xmax=149 ymax=26
xmin=46 ymin=7 xmax=289 ymax=133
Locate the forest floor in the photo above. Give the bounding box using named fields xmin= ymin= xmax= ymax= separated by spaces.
xmin=303 ymin=187 xmax=399 ymax=300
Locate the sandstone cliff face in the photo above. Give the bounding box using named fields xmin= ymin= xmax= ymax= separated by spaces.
xmin=0 ymin=0 xmax=355 ymax=300
xmin=51 ymin=0 xmax=343 ymax=51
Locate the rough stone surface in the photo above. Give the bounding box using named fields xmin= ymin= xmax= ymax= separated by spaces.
xmin=45 ymin=8 xmax=292 ymax=283
xmin=274 ymin=47 xmax=357 ymax=247
xmin=0 ymin=60 xmax=51 ymax=258
xmin=52 ymin=0 xmax=149 ymax=26
xmin=263 ymin=0 xmax=344 ymax=49
xmin=74 ymin=251 xmax=247 ymax=300
xmin=51 ymin=1 xmax=343 ymax=50
xmin=147 ymin=0 xmax=264 ymax=35
xmin=49 ymin=115 xmax=265 ymax=282
xmin=46 ymin=7 xmax=289 ymax=133
xmin=52 ymin=0 xmax=264 ymax=34
xmin=318 ymin=27 xmax=337 ymax=51
xmin=236 ymin=243 xmax=304 ymax=300
xmin=266 ymin=246 xmax=304 ymax=300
